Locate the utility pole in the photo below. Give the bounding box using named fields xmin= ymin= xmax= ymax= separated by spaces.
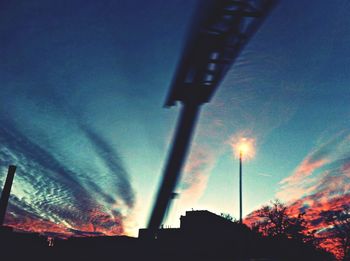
xmin=0 ymin=165 xmax=17 ymax=226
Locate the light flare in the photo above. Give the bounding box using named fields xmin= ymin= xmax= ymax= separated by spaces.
xmin=230 ymin=135 xmax=256 ymax=161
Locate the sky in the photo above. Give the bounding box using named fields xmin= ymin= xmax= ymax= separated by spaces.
xmin=0 ymin=0 xmax=350 ymax=237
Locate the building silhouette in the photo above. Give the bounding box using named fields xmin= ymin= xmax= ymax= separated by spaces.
xmin=140 ymin=210 xmax=249 ymax=241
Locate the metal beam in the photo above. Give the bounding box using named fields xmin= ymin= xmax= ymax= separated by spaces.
xmin=148 ymin=0 xmax=277 ymax=233
xmin=165 ymin=0 xmax=277 ymax=107
xmin=148 ymin=101 xmax=201 ymax=232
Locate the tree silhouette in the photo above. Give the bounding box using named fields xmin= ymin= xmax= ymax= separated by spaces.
xmin=253 ymin=200 xmax=311 ymax=242
xmin=247 ymin=200 xmax=335 ymax=260
xmin=220 ymin=213 xmax=234 ymax=222
xmin=320 ymin=206 xmax=350 ymax=261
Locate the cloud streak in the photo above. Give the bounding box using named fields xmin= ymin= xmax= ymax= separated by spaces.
xmin=267 ymin=131 xmax=350 ymax=257
xmin=179 ymin=144 xmax=216 ymax=204
xmin=277 ymin=132 xmax=350 ymax=202
xmin=0 ymin=115 xmax=134 ymax=237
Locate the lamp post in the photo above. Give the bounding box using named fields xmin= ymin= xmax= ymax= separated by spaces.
xmin=233 ymin=138 xmax=255 ymax=224
xmin=239 ymin=151 xmax=243 ymax=224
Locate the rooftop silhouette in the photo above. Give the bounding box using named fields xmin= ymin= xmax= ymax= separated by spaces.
xmin=0 ymin=209 xmax=335 ymax=260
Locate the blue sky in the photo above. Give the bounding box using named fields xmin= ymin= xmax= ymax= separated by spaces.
xmin=0 ymin=0 xmax=350 ymax=236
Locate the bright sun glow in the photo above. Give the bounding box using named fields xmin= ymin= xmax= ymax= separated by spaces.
xmin=231 ymin=136 xmax=256 ymax=161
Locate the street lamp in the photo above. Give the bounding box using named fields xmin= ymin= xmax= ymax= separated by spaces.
xmin=233 ymin=138 xmax=255 ymax=224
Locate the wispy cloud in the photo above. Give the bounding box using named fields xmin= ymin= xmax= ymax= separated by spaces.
xmin=258 ymin=173 xmax=272 ymax=178
xmin=79 ymin=124 xmax=135 ymax=209
xmin=0 ymin=115 xmax=134 ymax=236
xmin=277 ymin=132 xmax=350 ymax=202
xmin=267 ymin=131 xmax=350 ymax=257
xmin=179 ymin=144 xmax=216 ymax=204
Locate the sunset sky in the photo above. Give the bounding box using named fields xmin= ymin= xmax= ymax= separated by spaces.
xmin=0 ymin=0 xmax=350 ymax=237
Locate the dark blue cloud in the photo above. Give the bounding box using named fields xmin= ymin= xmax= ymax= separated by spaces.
xmin=79 ymin=124 xmax=134 ymax=208
xmin=0 ymin=115 xmax=134 ymax=235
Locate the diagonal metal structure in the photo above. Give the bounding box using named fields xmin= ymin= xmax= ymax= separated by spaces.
xmin=148 ymin=0 xmax=277 ymax=234
xmin=165 ymin=0 xmax=278 ymax=107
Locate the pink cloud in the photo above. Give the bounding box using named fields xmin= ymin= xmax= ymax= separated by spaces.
xmin=180 ymin=144 xmax=216 ymax=204
xmin=281 ymin=157 xmax=330 ymax=185
xmin=276 ymin=132 xmax=350 ymax=202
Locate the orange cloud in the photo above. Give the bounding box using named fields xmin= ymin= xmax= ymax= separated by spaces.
xmin=245 ymin=132 xmax=350 ymax=258
xmin=5 ymin=207 xmax=125 ymax=238
xmin=277 ymin=132 xmax=350 ymax=202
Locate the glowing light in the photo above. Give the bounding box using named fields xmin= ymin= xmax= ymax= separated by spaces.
xmin=238 ymin=141 xmax=250 ymax=156
xmin=231 ymin=136 xmax=256 ymax=161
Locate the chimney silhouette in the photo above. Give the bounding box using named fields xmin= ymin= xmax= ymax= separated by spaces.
xmin=0 ymin=165 xmax=16 ymax=226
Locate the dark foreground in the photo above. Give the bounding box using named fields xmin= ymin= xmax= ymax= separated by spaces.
xmin=0 ymin=225 xmax=334 ymax=261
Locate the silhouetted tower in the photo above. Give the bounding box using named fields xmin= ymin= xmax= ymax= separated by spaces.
xmin=0 ymin=165 xmax=17 ymax=226
xmin=148 ymin=0 xmax=277 ymax=235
